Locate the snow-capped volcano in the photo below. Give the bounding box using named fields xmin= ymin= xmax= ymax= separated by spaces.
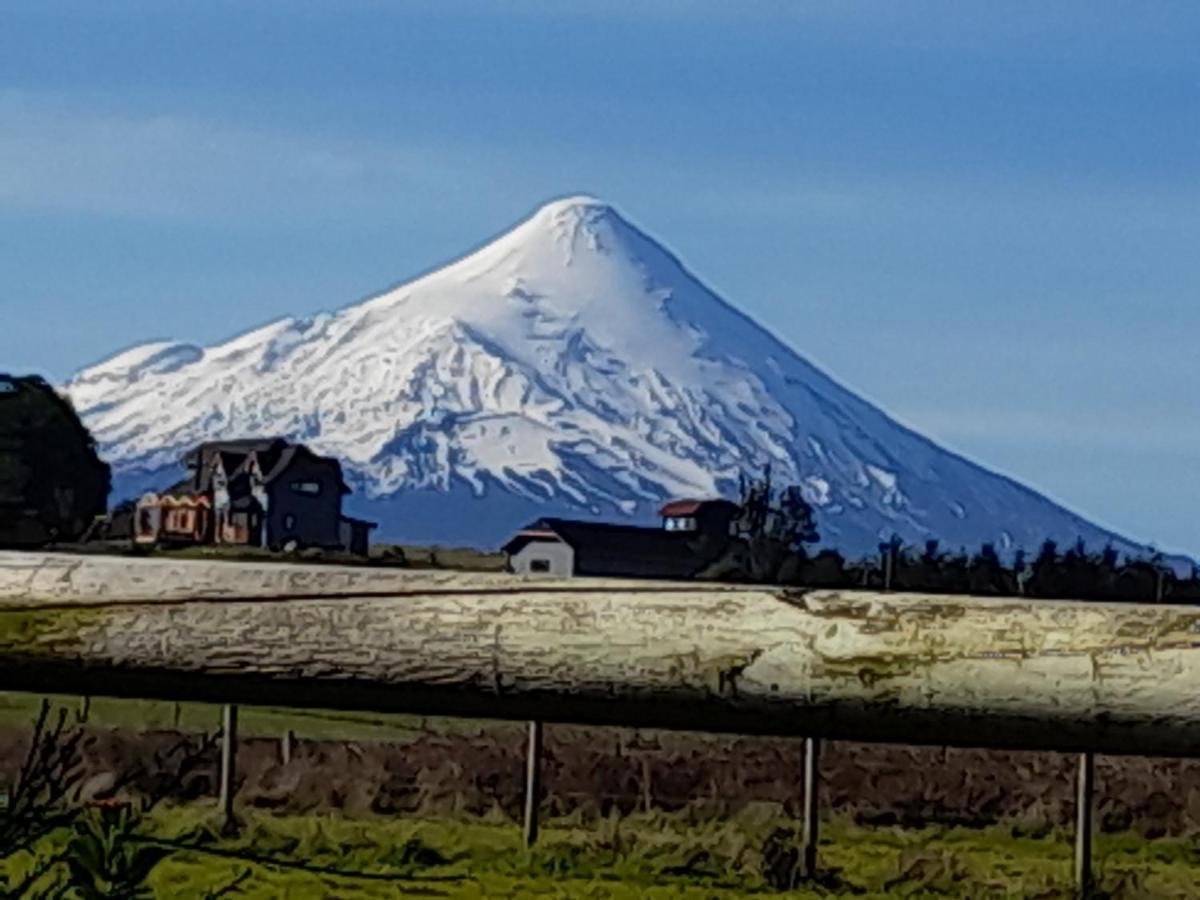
xmin=66 ymin=196 xmax=1150 ymax=556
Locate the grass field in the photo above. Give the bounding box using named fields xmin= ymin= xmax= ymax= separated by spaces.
xmin=0 ymin=692 xmax=448 ymax=743
xmin=7 ymin=805 xmax=1200 ymax=898
xmin=2 ymin=694 xmax=1199 ymax=895
xmin=54 ymin=540 xmax=508 ymax=572
xmin=3 ymin=693 xmax=1199 ymax=896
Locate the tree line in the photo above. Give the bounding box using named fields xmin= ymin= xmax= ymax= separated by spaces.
xmin=699 ymin=471 xmax=1200 ymax=605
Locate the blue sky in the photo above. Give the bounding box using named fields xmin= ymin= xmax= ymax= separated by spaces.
xmin=2 ymin=1 xmax=1198 ymax=555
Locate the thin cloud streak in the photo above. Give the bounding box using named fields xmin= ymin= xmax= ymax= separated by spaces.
xmin=0 ymin=91 xmax=474 ymax=223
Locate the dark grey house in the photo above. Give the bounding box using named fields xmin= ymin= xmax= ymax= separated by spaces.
xmin=503 ymin=499 xmax=737 ymax=579
xmin=135 ymin=437 xmax=375 ymax=555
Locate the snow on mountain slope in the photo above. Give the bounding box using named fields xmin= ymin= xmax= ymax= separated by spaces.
xmin=66 ymin=196 xmax=1154 ymax=557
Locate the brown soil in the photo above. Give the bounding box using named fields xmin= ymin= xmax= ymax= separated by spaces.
xmin=5 ymin=723 xmax=1199 ymax=836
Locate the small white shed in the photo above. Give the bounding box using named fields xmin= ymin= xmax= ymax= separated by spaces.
xmin=503 ymin=528 xmax=576 ymax=577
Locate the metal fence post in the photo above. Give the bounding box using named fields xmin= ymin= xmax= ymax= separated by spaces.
xmin=1074 ymin=751 xmax=1094 ymax=899
xmin=801 ymin=736 xmax=821 ymax=880
xmin=523 ymin=720 xmax=544 ymax=848
xmin=219 ymin=704 xmax=239 ymax=834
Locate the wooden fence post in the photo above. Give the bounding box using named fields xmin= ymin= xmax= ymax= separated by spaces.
xmin=219 ymin=704 xmax=239 ymax=834
xmin=281 ymin=729 xmax=295 ymax=765
xmin=1074 ymin=751 xmax=1094 ymax=899
xmin=523 ymin=720 xmax=544 ymax=848
xmin=801 ymin=736 xmax=821 ymax=881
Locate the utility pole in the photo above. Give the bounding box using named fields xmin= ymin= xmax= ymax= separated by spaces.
xmin=882 ymin=537 xmax=899 ymax=592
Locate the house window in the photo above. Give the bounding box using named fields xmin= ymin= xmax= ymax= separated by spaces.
xmin=167 ymin=509 xmax=190 ymax=531
xmin=283 ymin=513 xmax=296 ymax=529
xmin=290 ymin=481 xmax=321 ymax=496
xmin=529 ymin=559 xmax=551 ymax=573
xmin=664 ymin=516 xmax=697 ymax=532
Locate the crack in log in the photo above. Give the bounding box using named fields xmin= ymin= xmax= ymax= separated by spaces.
xmin=716 ymin=649 xmax=765 ymax=698
xmin=0 ymin=583 xmax=753 ymax=614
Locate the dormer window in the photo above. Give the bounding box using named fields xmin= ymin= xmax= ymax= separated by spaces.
xmin=664 ymin=516 xmax=697 ymax=532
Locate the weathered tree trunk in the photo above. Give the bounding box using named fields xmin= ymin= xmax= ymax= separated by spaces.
xmin=2 ymin=552 xmax=1200 ymax=756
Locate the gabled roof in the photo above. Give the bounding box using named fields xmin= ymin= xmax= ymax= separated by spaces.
xmin=260 ymin=446 xmax=299 ymax=482
xmin=504 ymin=517 xmax=719 ymax=580
xmin=501 ymin=527 xmax=566 ymax=555
xmin=160 ymin=477 xmax=197 ymax=499
xmin=138 ymin=478 xmax=210 ymax=507
xmin=187 ymin=438 xmax=351 ymax=495
xmin=184 ymin=437 xmax=288 ymax=469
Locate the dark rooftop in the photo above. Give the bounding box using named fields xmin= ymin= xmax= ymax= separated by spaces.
xmin=658 ymin=498 xmax=738 ymax=518
xmin=504 ymin=517 xmax=722 ymax=580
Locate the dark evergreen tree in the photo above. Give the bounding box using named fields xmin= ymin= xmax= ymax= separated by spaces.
xmin=967 ymin=543 xmax=1010 ymax=595
xmin=702 ymin=466 xmax=820 ymax=583
xmin=0 ymin=374 xmax=110 ymax=547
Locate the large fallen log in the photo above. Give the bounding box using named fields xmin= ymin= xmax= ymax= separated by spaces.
xmin=1 ymin=551 xmax=1198 ymax=756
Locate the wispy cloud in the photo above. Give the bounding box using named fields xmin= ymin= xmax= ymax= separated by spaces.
xmin=675 ymin=168 xmax=1200 ymax=235
xmin=898 ymin=405 xmax=1200 ymax=456
xmin=0 ymin=90 xmax=482 ymax=223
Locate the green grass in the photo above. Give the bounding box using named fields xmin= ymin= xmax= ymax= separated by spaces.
xmin=0 ymin=692 xmax=474 ymax=743
xmin=8 ymin=805 xmax=1200 ymax=898
xmin=58 ymin=540 xmax=508 ymax=572
xmin=150 ymin=543 xmax=506 ymax=571
xmin=381 ymin=544 xmax=507 ymax=572
xmin=3 ymin=692 xmax=1198 ymax=895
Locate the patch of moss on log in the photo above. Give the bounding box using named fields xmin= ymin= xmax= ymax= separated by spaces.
xmin=0 ymin=606 xmax=101 ymax=655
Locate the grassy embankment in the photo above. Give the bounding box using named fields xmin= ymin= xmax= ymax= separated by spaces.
xmin=6 ymin=805 xmax=1200 ymax=898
